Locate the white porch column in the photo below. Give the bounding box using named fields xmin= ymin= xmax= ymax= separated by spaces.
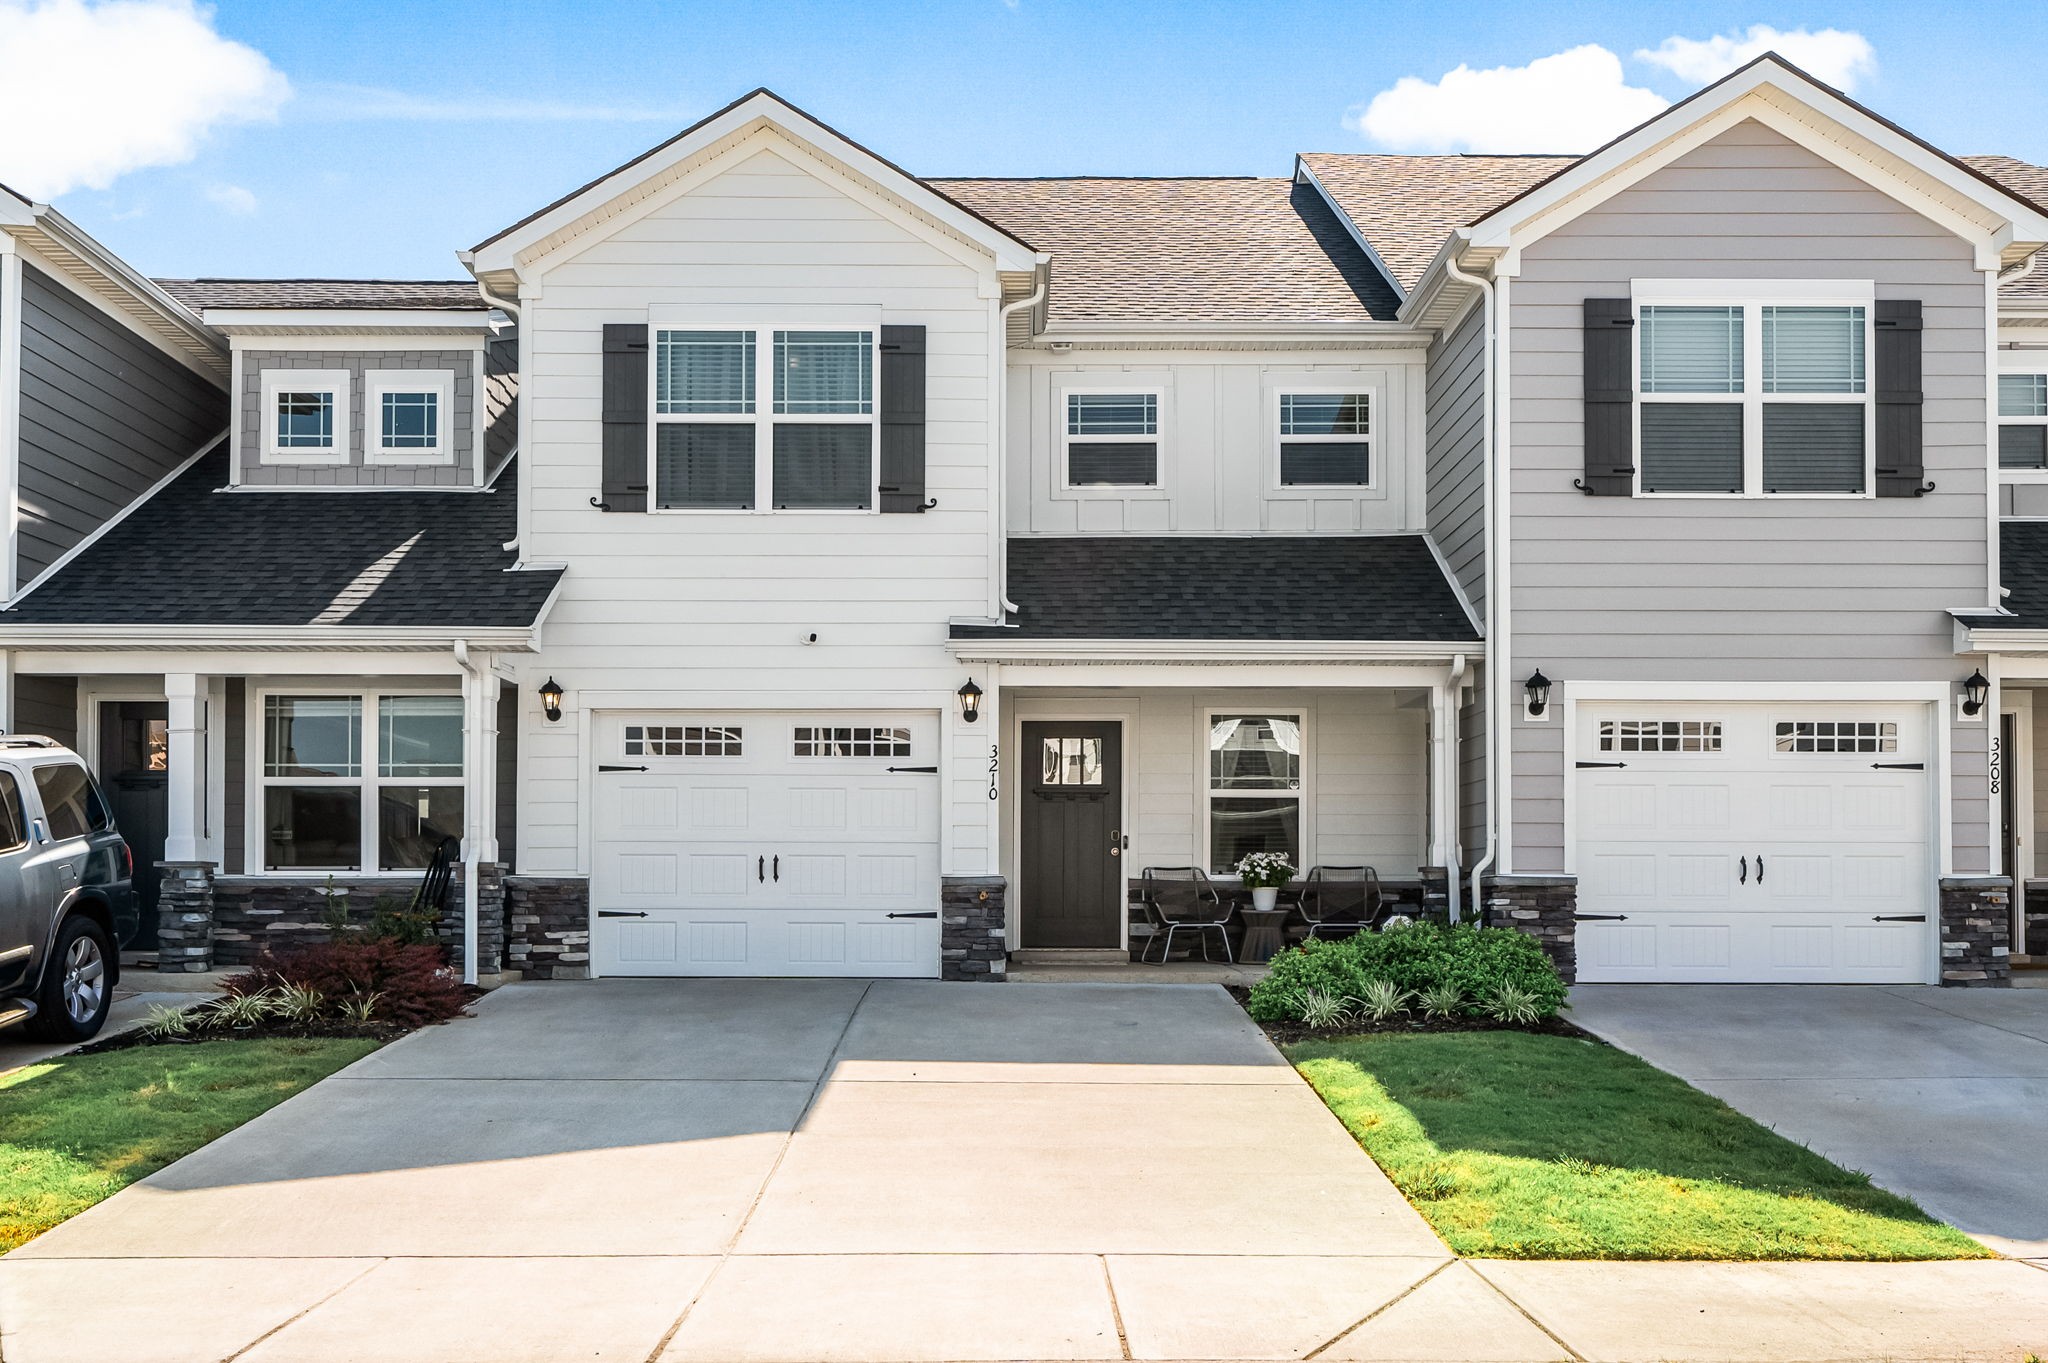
xmin=1430 ymin=676 xmax=1462 ymax=916
xmin=0 ymin=650 xmax=14 ymax=735
xmin=455 ymin=649 xmax=499 ymax=984
xmin=164 ymin=673 xmax=207 ymax=864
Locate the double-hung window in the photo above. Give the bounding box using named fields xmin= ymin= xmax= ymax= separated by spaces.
xmin=260 ymin=693 xmax=464 ymax=872
xmin=1636 ymin=285 xmax=1871 ymax=496
xmin=2000 ymin=369 xmax=2048 ymax=471
xmin=366 ymin=370 xmax=454 ymax=464
xmin=1277 ymin=392 xmax=1371 ymax=486
xmin=652 ymin=324 xmax=875 ymax=511
xmin=262 ymin=369 xmax=350 ymax=463
xmin=1207 ymin=714 xmax=1302 ymax=874
xmin=1065 ymin=392 xmax=1160 ymax=487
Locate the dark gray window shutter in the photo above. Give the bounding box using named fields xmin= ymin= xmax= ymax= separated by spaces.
xmin=1874 ymin=300 xmax=1927 ymax=498
xmin=1579 ymin=299 xmax=1635 ymax=495
xmin=601 ymin=323 xmax=649 ymax=512
xmin=879 ymin=324 xmax=927 ymax=513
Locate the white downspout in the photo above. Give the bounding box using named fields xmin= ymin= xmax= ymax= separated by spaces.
xmin=1445 ymin=651 xmax=1467 ymax=922
xmin=453 ymin=638 xmax=483 ymax=986
xmin=991 ymin=262 xmax=1049 ymax=618
xmin=1444 ymin=253 xmax=1498 ymax=924
xmin=470 ymin=269 xmax=525 ymax=557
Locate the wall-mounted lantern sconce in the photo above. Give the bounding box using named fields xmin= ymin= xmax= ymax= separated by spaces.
xmin=539 ymin=676 xmax=564 ymax=723
xmin=958 ymin=679 xmax=984 ymax=724
xmin=1524 ymin=669 xmax=1553 ymax=720
xmin=1961 ymin=668 xmax=1990 ymax=719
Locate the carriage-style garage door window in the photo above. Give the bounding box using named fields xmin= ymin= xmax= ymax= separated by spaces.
xmin=1208 ymin=714 xmax=1302 ymax=874
xmin=260 ymin=693 xmax=463 ymax=872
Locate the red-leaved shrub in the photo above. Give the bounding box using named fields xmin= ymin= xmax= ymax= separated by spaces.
xmin=228 ymin=939 xmax=470 ymax=1029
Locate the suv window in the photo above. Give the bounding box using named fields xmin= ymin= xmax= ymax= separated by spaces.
xmin=33 ymin=763 xmax=109 ymax=841
xmin=0 ymin=772 xmax=26 ymax=852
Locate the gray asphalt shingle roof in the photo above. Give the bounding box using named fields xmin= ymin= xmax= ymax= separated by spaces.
xmin=152 ymin=279 xmax=487 ymax=311
xmin=950 ymin=536 xmax=1478 ymax=643
xmin=1 ymin=449 xmax=558 ymax=629
xmin=1973 ymin=522 xmax=2048 ymax=631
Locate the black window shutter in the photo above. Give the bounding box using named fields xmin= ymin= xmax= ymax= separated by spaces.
xmin=1874 ymin=299 xmax=1927 ymax=498
xmin=1579 ymin=299 xmax=1636 ymax=495
xmin=879 ymin=324 xmax=928 ymax=513
xmin=601 ymin=323 xmax=649 ymax=512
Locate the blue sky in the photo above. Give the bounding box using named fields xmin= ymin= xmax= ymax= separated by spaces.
xmin=10 ymin=0 xmax=2048 ymax=279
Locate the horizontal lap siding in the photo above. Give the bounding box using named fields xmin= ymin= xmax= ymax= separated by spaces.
xmin=18 ymin=267 xmax=226 ymax=582
xmin=519 ymin=142 xmax=996 ymax=876
xmin=1507 ymin=119 xmax=1992 ymax=873
xmin=1426 ymin=303 xmax=1487 ymax=612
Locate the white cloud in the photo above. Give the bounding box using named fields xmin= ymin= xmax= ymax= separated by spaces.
xmin=295 ymin=83 xmax=686 ymax=123
xmin=0 ymin=0 xmax=287 ymax=200
xmin=1350 ymin=45 xmax=1668 ymax=154
xmin=204 ymin=182 xmax=255 ymax=214
xmin=1637 ymin=24 xmax=1876 ymax=91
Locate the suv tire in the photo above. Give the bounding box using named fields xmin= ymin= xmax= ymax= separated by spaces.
xmin=23 ymin=914 xmax=113 ymax=1043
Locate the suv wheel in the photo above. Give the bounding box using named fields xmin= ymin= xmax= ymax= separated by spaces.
xmin=24 ymin=915 xmax=113 ymax=1043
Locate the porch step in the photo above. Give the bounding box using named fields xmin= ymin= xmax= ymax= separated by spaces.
xmin=1010 ymin=948 xmax=1129 ymax=966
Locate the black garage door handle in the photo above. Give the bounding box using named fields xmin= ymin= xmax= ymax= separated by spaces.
xmin=1874 ymin=914 xmax=1927 ymax=922
xmin=599 ymin=765 xmax=649 ymax=773
xmin=597 ymin=910 xmax=648 ymax=918
xmin=887 ymin=911 xmax=938 ymax=919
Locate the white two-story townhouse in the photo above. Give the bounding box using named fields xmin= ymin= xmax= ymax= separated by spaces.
xmin=2 ymin=55 xmax=2045 ymax=993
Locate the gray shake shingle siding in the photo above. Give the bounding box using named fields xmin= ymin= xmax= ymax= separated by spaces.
xmin=1 ymin=449 xmax=558 ymax=628
xmin=949 ymin=536 xmax=1477 ymax=643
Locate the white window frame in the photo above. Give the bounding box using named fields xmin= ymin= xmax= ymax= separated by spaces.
xmin=1270 ymin=386 xmax=1377 ymax=491
xmin=260 ymin=368 xmax=351 ymax=464
xmin=249 ymin=686 xmax=464 ymax=877
xmin=1060 ymin=384 xmax=1167 ymax=494
xmin=1201 ymin=708 xmax=1309 ymax=878
xmin=364 ymin=369 xmax=455 ymax=466
xmin=1631 ymin=279 xmax=1876 ymax=500
xmin=646 ymin=307 xmax=880 ymax=516
xmin=1997 ymin=353 xmax=2048 ymax=482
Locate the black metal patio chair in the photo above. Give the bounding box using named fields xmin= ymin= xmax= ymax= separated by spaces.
xmin=1294 ymin=865 xmax=1383 ymax=940
xmin=1134 ymin=866 xmax=1235 ymax=965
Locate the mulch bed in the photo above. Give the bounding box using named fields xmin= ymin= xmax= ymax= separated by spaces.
xmin=70 ymin=994 xmax=481 ymax=1057
xmin=1222 ymin=984 xmax=1597 ymax=1046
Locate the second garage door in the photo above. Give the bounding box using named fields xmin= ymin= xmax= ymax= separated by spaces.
xmin=1574 ymin=703 xmax=1933 ymax=984
xmin=591 ymin=712 xmax=941 ymax=977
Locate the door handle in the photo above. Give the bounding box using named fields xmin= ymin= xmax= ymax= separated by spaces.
xmin=1874 ymin=914 xmax=1927 ymax=922
xmin=886 ymin=911 xmax=938 ymax=919
xmin=1755 ymin=855 xmax=1764 ymax=884
xmin=597 ymin=910 xmax=648 ymax=918
xmin=1109 ymin=827 xmax=1121 ymax=858
xmin=1739 ymin=855 xmax=1748 ymax=884
xmin=758 ymin=855 xmax=765 ymax=883
xmin=1574 ymin=913 xmax=1629 ymax=921
xmin=599 ymin=764 xmax=649 ymax=773
xmin=773 ymin=855 xmax=779 ymax=882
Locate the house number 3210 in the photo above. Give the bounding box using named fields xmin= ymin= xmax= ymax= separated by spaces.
xmin=988 ymin=747 xmax=1000 ymax=801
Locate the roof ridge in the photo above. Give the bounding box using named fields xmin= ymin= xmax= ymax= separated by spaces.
xmin=928 ymin=174 xmax=1271 ymax=183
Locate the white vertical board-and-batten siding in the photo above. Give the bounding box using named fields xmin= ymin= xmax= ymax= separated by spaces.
xmin=1003 ymin=349 xmax=1427 ymax=534
xmin=1505 ymin=120 xmax=1995 ymax=874
xmin=515 ymin=142 xmax=999 ymax=878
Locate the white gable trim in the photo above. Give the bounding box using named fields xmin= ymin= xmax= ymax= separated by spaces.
xmin=1464 ymin=61 xmax=2048 ymax=278
xmin=471 ymin=91 xmax=1037 ymax=278
xmin=1293 ymin=157 xmax=1408 ymax=304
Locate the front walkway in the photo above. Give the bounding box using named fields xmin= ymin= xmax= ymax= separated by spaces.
xmin=7 ymin=979 xmax=2048 ymax=1362
xmin=1569 ymin=983 xmax=2048 ymax=1259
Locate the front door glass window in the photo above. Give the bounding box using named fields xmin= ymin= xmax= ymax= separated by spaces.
xmin=1041 ymin=736 xmax=1103 ymax=786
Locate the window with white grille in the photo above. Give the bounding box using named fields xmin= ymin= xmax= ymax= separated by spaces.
xmin=1774 ymin=720 xmax=1897 ymax=754
xmin=1598 ymin=720 xmax=1723 ymax=753
xmin=793 ymin=726 xmax=912 ymax=758
xmin=625 ymin=725 xmax=742 ymax=757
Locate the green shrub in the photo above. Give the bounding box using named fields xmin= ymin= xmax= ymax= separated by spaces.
xmin=1246 ymin=923 xmax=1566 ymax=1024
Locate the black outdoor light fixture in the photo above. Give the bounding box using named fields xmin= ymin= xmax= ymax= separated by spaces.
xmin=1962 ymin=668 xmax=1990 ymax=718
xmin=1524 ymin=669 xmax=1553 ymax=718
xmin=957 ymin=678 xmax=984 ymax=724
xmin=539 ymin=676 xmax=565 ymax=723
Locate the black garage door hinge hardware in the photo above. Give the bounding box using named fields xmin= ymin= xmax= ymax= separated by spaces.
xmin=597 ymin=910 xmax=648 ymax=918
xmin=1576 ymin=760 xmax=1627 ymax=769
xmin=1873 ymin=914 xmax=1928 ymax=922
xmin=1574 ymin=913 xmax=1629 ymax=922
xmin=599 ymin=764 xmax=649 ymax=773
xmin=886 ymin=911 xmax=938 ymax=919
xmin=1872 ymin=762 xmax=1924 ymax=770
xmin=886 ymin=765 xmax=938 ymax=773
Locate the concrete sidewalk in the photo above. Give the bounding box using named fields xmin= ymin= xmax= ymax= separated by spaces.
xmin=3 ymin=979 xmax=2047 ymax=1362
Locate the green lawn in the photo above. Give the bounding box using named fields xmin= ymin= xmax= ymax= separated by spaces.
xmin=1 ymin=1037 xmax=377 ymax=1252
xmin=1289 ymin=1031 xmax=1989 ymax=1261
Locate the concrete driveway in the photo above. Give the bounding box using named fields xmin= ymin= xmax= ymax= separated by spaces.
xmin=1569 ymin=984 xmax=2048 ymax=1258
xmin=7 ymin=979 xmax=1573 ymax=1363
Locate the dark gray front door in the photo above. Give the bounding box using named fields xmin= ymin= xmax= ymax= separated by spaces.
xmin=1020 ymin=722 xmax=1123 ymax=949
xmin=98 ymin=702 xmax=168 ymax=951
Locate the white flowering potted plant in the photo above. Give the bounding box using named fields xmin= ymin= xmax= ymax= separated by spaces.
xmin=1235 ymin=851 xmax=1296 ymax=913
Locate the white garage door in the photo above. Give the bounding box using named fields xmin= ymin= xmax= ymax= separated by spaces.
xmin=591 ymin=712 xmax=941 ymax=977
xmin=1575 ymin=703 xmax=1933 ymax=984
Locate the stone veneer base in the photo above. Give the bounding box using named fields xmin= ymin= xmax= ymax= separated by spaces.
xmin=941 ymin=875 xmax=1007 ymax=981
xmin=1482 ymin=874 xmax=1578 ymax=984
xmin=1938 ymin=876 xmax=2012 ymax=987
xmin=504 ymin=876 xmax=591 ymax=980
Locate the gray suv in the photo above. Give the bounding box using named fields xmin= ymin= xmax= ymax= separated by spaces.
xmin=0 ymin=738 xmax=140 ymax=1043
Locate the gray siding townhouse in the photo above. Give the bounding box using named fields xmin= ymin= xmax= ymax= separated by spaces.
xmin=1 ymin=55 xmax=2045 ymax=994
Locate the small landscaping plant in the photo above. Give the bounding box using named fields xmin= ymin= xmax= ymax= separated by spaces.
xmin=1234 ymin=850 xmax=1296 ymax=889
xmin=1246 ymin=922 xmax=1567 ymax=1026
xmin=133 ymin=940 xmax=470 ymax=1046
xmin=1355 ymin=977 xmax=1410 ymax=1023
